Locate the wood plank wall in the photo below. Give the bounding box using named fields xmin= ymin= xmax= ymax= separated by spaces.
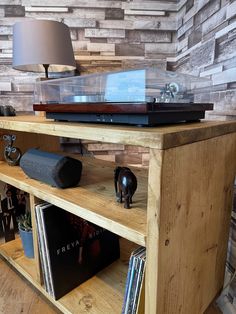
xmin=171 ymin=0 xmax=236 ymax=121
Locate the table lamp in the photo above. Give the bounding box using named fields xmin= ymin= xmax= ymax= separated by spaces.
xmin=12 ymin=19 xmax=76 ymax=78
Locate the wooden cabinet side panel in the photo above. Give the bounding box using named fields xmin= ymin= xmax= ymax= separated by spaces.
xmin=155 ymin=133 xmax=236 ymax=314
xmin=145 ymin=148 xmax=164 ymax=314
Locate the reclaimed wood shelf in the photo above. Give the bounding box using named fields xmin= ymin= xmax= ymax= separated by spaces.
xmin=0 ymin=114 xmax=235 ymax=314
xmin=0 ymin=237 xmax=136 ymax=314
xmin=0 ymin=160 xmax=147 ymax=246
xmin=0 ymin=114 xmax=236 ymax=149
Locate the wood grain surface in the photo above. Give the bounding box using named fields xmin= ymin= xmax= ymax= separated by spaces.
xmin=0 ymin=256 xmax=59 ymax=313
xmin=0 ymin=115 xmax=235 ymax=149
xmin=145 ymin=132 xmax=236 ymax=314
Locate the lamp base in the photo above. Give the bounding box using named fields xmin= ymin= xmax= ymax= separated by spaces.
xmin=43 ymin=64 xmax=49 ymax=78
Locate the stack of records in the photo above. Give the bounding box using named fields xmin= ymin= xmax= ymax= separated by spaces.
xmin=122 ymin=247 xmax=146 ymax=314
xmin=35 ymin=202 xmax=120 ymax=300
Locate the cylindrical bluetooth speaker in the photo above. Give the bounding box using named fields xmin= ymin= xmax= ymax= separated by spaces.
xmin=20 ymin=148 xmax=82 ymax=188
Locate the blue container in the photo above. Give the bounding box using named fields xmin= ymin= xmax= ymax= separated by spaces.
xmin=19 ymin=228 xmax=34 ymax=259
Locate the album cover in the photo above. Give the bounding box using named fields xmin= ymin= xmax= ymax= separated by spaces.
xmin=0 ymin=182 xmax=28 ymax=243
xmin=36 ymin=203 xmax=120 ymax=300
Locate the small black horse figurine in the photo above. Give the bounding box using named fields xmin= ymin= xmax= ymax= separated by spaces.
xmin=114 ymin=166 xmax=137 ymax=209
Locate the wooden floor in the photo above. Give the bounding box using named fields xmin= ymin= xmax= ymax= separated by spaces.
xmin=0 ymin=256 xmax=223 ymax=314
xmin=0 ymin=257 xmax=59 ymax=314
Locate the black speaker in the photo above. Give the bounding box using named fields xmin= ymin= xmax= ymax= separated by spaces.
xmin=20 ymin=148 xmax=82 ymax=188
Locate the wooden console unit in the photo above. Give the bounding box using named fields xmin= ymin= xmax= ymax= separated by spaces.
xmin=0 ymin=115 xmax=235 ymax=314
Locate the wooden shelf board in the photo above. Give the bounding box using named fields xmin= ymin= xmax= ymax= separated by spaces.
xmin=0 ymin=238 xmax=38 ymax=282
xmin=0 ymin=159 xmax=147 ymax=246
xmin=0 ymin=238 xmax=137 ymax=314
xmin=0 ymin=115 xmax=236 ymax=149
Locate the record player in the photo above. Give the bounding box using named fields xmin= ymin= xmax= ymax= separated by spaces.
xmin=33 ymin=67 xmax=213 ymax=126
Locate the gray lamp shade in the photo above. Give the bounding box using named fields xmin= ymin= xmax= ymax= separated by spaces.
xmin=12 ymin=19 xmax=76 ymax=75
